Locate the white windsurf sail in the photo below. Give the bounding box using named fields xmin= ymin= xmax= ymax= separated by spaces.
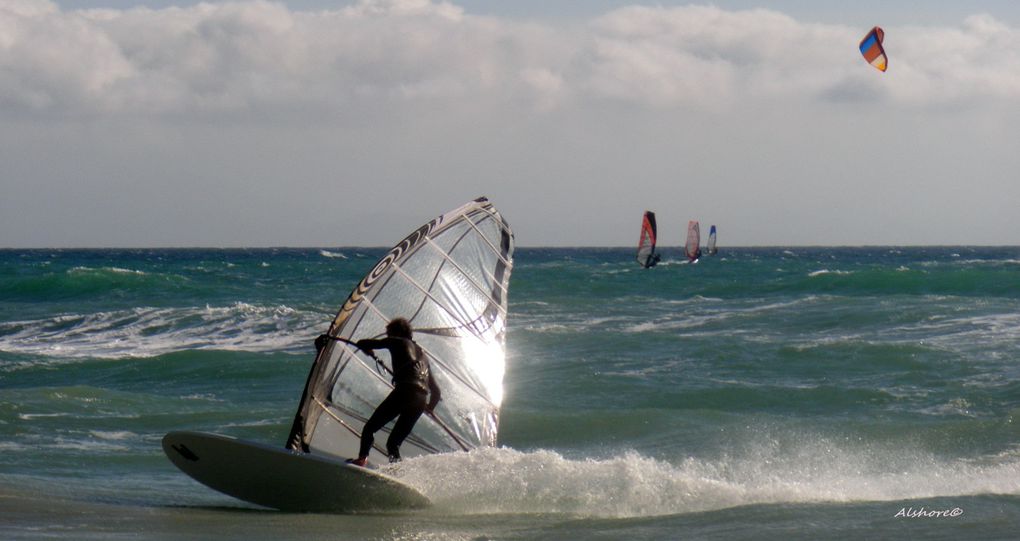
xmin=707 ymin=225 xmax=717 ymax=256
xmin=684 ymin=220 xmax=701 ymax=262
xmin=636 ymin=211 xmax=659 ymax=268
xmin=286 ymin=197 xmax=514 ymax=463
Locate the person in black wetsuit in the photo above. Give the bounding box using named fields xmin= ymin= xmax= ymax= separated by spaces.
xmin=347 ymin=318 xmax=441 ymax=466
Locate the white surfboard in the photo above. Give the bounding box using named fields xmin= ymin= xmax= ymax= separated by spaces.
xmin=162 ymin=431 xmax=430 ymax=513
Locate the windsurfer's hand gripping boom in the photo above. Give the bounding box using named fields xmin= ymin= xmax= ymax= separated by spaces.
xmin=314 ymin=334 xmax=389 ymax=376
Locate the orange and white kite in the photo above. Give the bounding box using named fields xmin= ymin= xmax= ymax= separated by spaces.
xmin=859 ymin=26 xmax=888 ymax=72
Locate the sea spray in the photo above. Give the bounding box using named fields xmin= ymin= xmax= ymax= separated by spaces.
xmin=389 ymin=439 xmax=1020 ymax=518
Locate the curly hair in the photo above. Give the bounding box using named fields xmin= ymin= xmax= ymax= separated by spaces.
xmin=385 ymin=317 xmax=413 ymax=339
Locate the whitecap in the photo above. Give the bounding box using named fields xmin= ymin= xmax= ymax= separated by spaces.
xmin=387 ymin=438 xmax=1020 ymax=519
xmin=808 ymin=269 xmax=852 ymax=277
xmin=18 ymin=413 xmax=69 ymax=420
xmin=0 ymin=303 xmax=326 ymax=361
xmin=89 ymin=430 xmax=137 ymax=441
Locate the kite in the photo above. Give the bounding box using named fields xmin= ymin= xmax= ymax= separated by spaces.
xmin=859 ymin=26 xmax=888 ymax=72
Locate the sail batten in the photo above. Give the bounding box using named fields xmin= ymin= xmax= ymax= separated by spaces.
xmin=287 ymin=197 xmax=514 ymax=461
xmin=463 ymin=210 xmax=514 ymax=268
xmin=388 ymin=262 xmax=484 ymax=342
xmin=424 ymin=236 xmax=509 ymax=308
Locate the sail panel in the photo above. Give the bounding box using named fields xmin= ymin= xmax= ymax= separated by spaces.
xmin=708 ymin=225 xmax=718 ymax=255
xmin=636 ymin=211 xmax=658 ymax=268
xmin=288 ymin=197 xmax=513 ymax=462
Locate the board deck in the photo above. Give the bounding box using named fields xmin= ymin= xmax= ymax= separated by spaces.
xmin=162 ymin=431 xmax=431 ymax=513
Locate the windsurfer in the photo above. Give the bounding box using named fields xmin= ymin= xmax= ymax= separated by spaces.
xmin=347 ymin=318 xmax=441 ymax=466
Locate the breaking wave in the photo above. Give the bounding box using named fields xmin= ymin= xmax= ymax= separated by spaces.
xmin=393 ymin=441 xmax=1020 ymax=518
xmin=0 ymin=303 xmax=324 ymax=360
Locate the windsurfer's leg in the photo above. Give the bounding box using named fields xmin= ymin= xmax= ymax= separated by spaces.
xmin=358 ymin=392 xmax=402 ymax=458
xmin=385 ymin=390 xmax=427 ymax=460
xmin=385 ymin=409 xmax=424 ymax=460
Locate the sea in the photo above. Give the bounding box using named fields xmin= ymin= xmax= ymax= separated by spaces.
xmin=1 ymin=246 xmax=1018 ymax=540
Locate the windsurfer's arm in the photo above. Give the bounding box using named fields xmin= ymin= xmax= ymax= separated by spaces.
xmin=355 ymin=337 xmax=391 ymax=356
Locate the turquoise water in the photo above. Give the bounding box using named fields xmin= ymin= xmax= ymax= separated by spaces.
xmin=1 ymin=247 xmax=1019 ymax=540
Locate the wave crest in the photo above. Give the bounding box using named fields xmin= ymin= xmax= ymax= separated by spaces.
xmin=0 ymin=303 xmax=324 ymax=361
xmin=390 ymin=442 xmax=1020 ymax=518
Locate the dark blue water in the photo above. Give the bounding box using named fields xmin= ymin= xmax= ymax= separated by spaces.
xmin=1 ymin=247 xmax=1018 ymax=539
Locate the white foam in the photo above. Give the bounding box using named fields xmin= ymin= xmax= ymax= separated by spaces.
xmin=918 ymin=312 xmax=1020 ymax=352
xmin=68 ymin=266 xmax=148 ymax=276
xmin=181 ymin=393 xmax=224 ymax=402
xmin=89 ymin=430 xmax=137 ymax=441
xmin=807 ymin=269 xmax=853 ymax=277
xmin=387 ymin=443 xmax=1020 ymax=518
xmin=319 ymin=250 xmax=348 ymax=259
xmin=0 ymin=303 xmax=325 ymax=361
xmin=514 ymin=301 xmax=550 ymax=307
xmin=17 ymin=413 xmax=69 ymax=420
xmin=622 ymin=297 xmax=821 ymax=335
xmin=51 ymin=437 xmax=130 ymax=452
xmin=624 ymin=315 xmax=722 ymax=333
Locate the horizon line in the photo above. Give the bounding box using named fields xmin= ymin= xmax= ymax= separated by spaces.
xmin=3 ymin=245 xmax=1019 ymax=250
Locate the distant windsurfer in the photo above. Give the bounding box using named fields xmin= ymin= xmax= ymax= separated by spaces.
xmin=347 ymin=318 xmax=441 ymax=466
xmin=684 ymin=220 xmax=702 ymax=263
xmin=646 ymin=253 xmax=661 ymax=267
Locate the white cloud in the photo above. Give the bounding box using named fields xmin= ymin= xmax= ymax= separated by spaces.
xmin=2 ymin=1 xmax=1020 ymax=247
xmin=890 ymin=14 xmax=1020 ymax=105
xmin=3 ymin=0 xmax=1020 ymax=117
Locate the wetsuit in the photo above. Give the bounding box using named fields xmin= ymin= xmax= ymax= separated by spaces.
xmin=355 ymin=337 xmax=441 ymax=460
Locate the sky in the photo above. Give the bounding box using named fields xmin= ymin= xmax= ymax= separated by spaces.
xmin=3 ymin=1 xmax=1020 ymax=247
